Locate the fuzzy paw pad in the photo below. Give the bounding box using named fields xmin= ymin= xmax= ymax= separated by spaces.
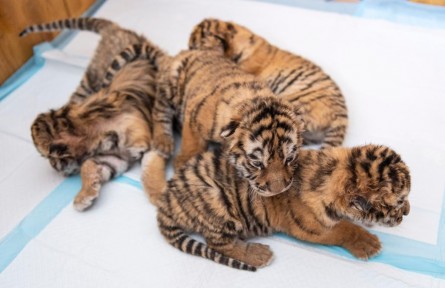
xmin=245 ymin=243 xmax=274 ymax=268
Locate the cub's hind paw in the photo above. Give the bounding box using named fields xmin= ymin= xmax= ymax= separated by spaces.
xmin=344 ymin=228 xmax=381 ymax=260
xmin=244 ymin=243 xmax=274 ymax=268
xmin=73 ymin=193 xmax=98 ymax=212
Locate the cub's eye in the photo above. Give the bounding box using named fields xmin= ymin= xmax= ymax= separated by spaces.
xmin=250 ymin=161 xmax=264 ymax=170
xmin=285 ymin=156 xmax=295 ymax=165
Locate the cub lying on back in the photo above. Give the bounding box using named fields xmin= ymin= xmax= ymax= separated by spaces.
xmin=23 ymin=18 xmax=170 ymax=210
xmin=103 ymin=45 xmax=304 ymax=198
xmin=189 ymin=18 xmax=348 ymax=149
xmin=156 ymin=144 xmax=411 ymax=271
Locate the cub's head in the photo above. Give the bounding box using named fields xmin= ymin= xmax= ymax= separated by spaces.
xmin=340 ymin=145 xmax=411 ymax=227
xmin=221 ymin=97 xmax=304 ymax=197
xmin=31 ymin=105 xmax=87 ymax=176
xmin=189 ymin=18 xmax=259 ymax=64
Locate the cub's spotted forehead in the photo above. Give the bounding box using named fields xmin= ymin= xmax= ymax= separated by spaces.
xmin=241 ymin=127 xmax=300 ymax=161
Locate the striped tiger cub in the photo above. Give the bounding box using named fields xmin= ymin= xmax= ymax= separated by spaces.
xmin=157 ymin=145 xmax=411 ymax=271
xmin=20 ymin=17 xmax=162 ymax=104
xmin=102 ymin=46 xmax=305 ymax=197
xmin=24 ymin=18 xmax=170 ymax=210
xmin=189 ymin=19 xmax=348 ymax=149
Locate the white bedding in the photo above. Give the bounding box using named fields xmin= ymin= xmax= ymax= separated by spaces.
xmin=1 ymin=0 xmax=445 ymax=286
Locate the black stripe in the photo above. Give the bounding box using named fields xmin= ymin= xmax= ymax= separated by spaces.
xmin=234 ymin=179 xmax=250 ymax=229
xmin=185 ymin=239 xmax=195 ymax=254
xmin=271 ymin=69 xmax=297 ymax=92
xmin=289 ymin=204 xmax=319 ymax=235
xmin=277 ymin=71 xmax=306 ymax=94
xmin=195 ymin=242 xmax=204 ymax=256
xmin=348 ymin=153 xmax=358 ymax=187
xmin=175 ymin=234 xmax=188 ymax=250
xmin=111 ymin=59 xmax=121 ymax=70
xmin=120 ymin=50 xmax=132 ymax=62
xmin=219 ymin=255 xmax=229 ymax=266
xmin=378 ymin=153 xmax=395 ymax=181
xmin=78 ymin=18 xmax=85 ymax=30
xmin=268 ymin=70 xmax=283 ymax=91
xmin=246 ymin=192 xmax=266 ymax=235
xmin=298 ymin=76 xmax=330 ymax=92
xmin=360 ymin=161 xmax=372 ymax=178
xmin=324 ymin=203 xmax=342 ymax=221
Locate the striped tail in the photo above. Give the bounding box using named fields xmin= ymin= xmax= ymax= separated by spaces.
xmin=19 ymin=17 xmax=114 ymax=37
xmin=102 ymin=42 xmax=165 ymax=87
xmin=157 ymin=211 xmax=257 ymax=271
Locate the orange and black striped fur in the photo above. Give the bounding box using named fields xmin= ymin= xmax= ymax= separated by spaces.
xmin=189 ymin=19 xmax=348 ymax=149
xmin=20 ymin=17 xmax=158 ymax=104
xmin=157 ymin=145 xmax=411 ymax=271
xmin=26 ymin=18 xmax=170 ymax=210
xmin=103 ymin=45 xmax=304 ymax=197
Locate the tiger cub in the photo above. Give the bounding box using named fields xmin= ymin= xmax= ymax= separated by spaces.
xmin=20 ymin=17 xmax=162 ymax=104
xmin=156 ymin=145 xmax=411 ymax=271
xmin=102 ymin=45 xmax=304 ymax=197
xmin=24 ymin=18 xmax=170 ymax=210
xmin=189 ymin=19 xmax=348 ymax=149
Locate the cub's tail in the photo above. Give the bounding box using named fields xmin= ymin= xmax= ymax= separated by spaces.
xmin=157 ymin=208 xmax=257 ymax=271
xmin=19 ymin=17 xmax=115 ymax=37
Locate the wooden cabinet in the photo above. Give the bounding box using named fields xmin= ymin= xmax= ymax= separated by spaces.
xmin=411 ymin=0 xmax=445 ymax=5
xmin=0 ymin=0 xmax=95 ymax=84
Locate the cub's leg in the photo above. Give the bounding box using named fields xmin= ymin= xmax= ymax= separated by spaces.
xmin=288 ymin=220 xmax=381 ymax=259
xmin=73 ymin=155 xmax=130 ymax=211
xmin=206 ymin=236 xmax=274 ymax=268
xmin=152 ymin=98 xmax=175 ymax=158
xmin=175 ymin=118 xmax=207 ymax=170
xmin=141 ymin=150 xmax=168 ymax=206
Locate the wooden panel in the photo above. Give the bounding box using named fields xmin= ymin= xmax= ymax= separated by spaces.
xmin=334 ymin=0 xmax=445 ymax=4
xmin=0 ymin=0 xmax=96 ymax=84
xmin=410 ymin=0 xmax=445 ymax=6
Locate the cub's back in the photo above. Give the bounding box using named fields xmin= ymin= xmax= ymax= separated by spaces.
xmin=162 ymin=49 xmax=273 ymax=138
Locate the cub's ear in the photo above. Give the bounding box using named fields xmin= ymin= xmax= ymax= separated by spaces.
xmin=352 ymin=195 xmax=372 ymax=213
xmin=221 ymin=120 xmax=240 ymax=138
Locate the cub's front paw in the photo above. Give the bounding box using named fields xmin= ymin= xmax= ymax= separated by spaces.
xmin=344 ymin=227 xmax=381 ymax=260
xmin=373 ymin=200 xmax=410 ymax=227
xmin=153 ymin=135 xmax=174 ymax=158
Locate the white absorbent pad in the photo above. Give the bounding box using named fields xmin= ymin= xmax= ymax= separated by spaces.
xmin=1 ymin=0 xmax=445 ymax=286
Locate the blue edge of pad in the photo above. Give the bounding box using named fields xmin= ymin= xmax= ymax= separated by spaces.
xmin=1 ymin=175 xmax=445 ymax=279
xmin=1 ymin=0 xmax=445 ymax=279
